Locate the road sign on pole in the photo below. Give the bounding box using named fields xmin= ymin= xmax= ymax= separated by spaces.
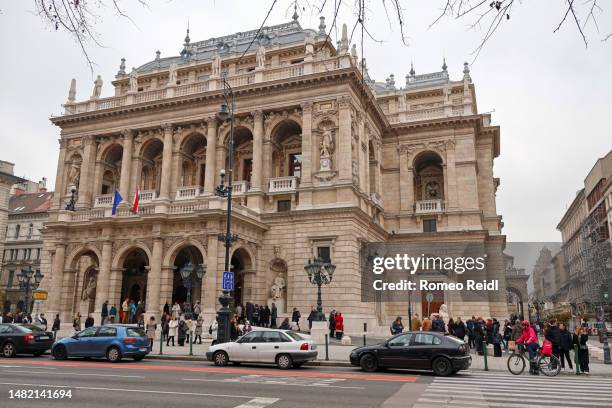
xmin=222 ymin=271 xmax=234 ymax=291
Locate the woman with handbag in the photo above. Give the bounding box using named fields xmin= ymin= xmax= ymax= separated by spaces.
xmin=573 ymin=327 xmax=590 ymax=374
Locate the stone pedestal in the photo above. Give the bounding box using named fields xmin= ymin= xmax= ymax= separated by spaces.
xmin=310 ymin=320 xmax=328 ymax=345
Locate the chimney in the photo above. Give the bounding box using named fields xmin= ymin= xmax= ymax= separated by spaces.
xmin=13 ymin=187 xmax=25 ymax=196
xmin=38 ymin=177 xmax=47 ymax=193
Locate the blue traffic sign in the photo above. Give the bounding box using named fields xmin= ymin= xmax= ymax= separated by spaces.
xmin=222 ymin=271 xmax=234 ymax=291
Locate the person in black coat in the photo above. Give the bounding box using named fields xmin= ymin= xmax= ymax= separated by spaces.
xmin=559 ymin=323 xmax=573 ymax=370
xmin=329 ymin=311 xmax=336 ymax=338
xmin=84 ymin=314 xmax=95 ymax=328
xmin=177 ymin=320 xmax=187 ymax=346
xmin=292 ymin=308 xmax=301 ymax=331
xmin=453 ymin=317 xmax=467 ymax=341
xmin=545 ymin=319 xmax=562 ymax=360
xmin=270 ymin=303 xmax=278 ymax=328
xmin=573 ymin=327 xmax=590 ymax=374
xmin=52 ymin=314 xmax=61 ymax=340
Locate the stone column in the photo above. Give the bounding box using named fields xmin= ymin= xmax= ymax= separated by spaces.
xmin=300 ymin=103 xmax=313 ymax=185
xmin=445 ymin=140 xmax=458 ymax=209
xmin=251 ymin=111 xmax=264 ymax=191
xmin=202 ymin=232 xmax=219 ymax=317
xmin=119 ymin=129 xmax=134 ymax=200
xmin=52 ymin=139 xmax=67 ymax=209
xmin=146 ymin=238 xmax=163 ymax=319
xmin=76 ymin=136 xmax=96 ymax=207
xmin=337 ymin=97 xmax=352 ymax=181
xmin=94 ymin=241 xmax=112 ymax=324
xmin=159 ymin=123 xmax=174 ymax=200
xmin=159 ymin=266 xmax=175 ymax=311
xmin=92 ymin=161 xmax=103 ymax=203
xmin=46 ymin=243 xmax=66 ymax=318
xmin=399 ymin=148 xmax=414 ymax=212
xmin=203 ymin=117 xmax=218 ymax=195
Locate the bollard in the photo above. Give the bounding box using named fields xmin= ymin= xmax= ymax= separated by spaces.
xmin=189 ymin=331 xmax=193 ymax=356
xmin=574 ymin=345 xmax=580 ymax=375
xmin=325 ymin=334 xmax=329 ymax=361
xmin=483 ymin=342 xmax=488 ymax=371
xmin=159 ymin=334 xmax=163 ymax=355
xmin=363 ymin=322 xmax=367 ymax=347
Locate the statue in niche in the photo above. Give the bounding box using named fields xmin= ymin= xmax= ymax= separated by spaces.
xmin=91 ymin=75 xmax=103 ymax=99
xmin=425 ymin=181 xmax=440 ymax=199
xmin=81 ymin=274 xmax=97 ymax=301
xmin=129 ymin=68 xmax=138 ymax=92
xmin=212 ymin=54 xmax=221 ymax=77
xmin=256 ymin=45 xmax=266 ymax=69
xmin=269 ymin=275 xmax=286 ymax=301
xmin=68 ymin=162 xmax=81 ymax=187
xmin=319 ymin=129 xmax=334 ymax=172
xmin=305 ymin=33 xmax=314 ymax=56
xmin=168 ymin=63 xmax=178 ymax=86
xmin=438 ymin=303 xmax=449 ymax=323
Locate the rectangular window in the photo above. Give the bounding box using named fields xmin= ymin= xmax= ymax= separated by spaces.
xmin=277 ymin=200 xmax=291 ymax=212
xmin=7 ymin=270 xmax=14 ymax=288
xmin=423 ymin=219 xmax=437 ymax=233
xmin=317 ymin=246 xmax=331 ymax=263
xmin=289 ymin=154 xmax=302 ymax=178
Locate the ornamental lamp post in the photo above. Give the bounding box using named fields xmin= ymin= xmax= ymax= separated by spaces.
xmin=304 ymin=257 xmax=336 ymax=321
xmin=65 ymin=187 xmax=77 ymax=211
xmin=18 ymin=265 xmax=43 ymax=315
xmin=214 ymin=74 xmax=239 ymax=344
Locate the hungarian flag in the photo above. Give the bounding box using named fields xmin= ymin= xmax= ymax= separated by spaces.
xmin=131 ymin=188 xmax=139 ymax=213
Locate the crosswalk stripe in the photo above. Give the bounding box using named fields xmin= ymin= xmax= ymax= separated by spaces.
xmin=426 ymin=387 xmax=612 ymax=401
xmin=232 ymin=398 xmax=280 ymax=408
xmin=430 ymin=382 xmax=612 ymax=392
xmin=418 ymin=395 xmax=611 ymax=407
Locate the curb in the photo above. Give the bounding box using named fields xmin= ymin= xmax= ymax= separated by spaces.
xmin=145 ymin=354 xmax=353 ymax=366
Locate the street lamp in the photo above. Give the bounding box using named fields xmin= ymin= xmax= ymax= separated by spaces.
xmin=214 ymin=73 xmax=239 ymax=344
xmin=304 ymin=257 xmax=336 ymax=321
xmin=18 ymin=265 xmax=43 ymax=315
xmin=65 ymin=187 xmax=77 ymax=211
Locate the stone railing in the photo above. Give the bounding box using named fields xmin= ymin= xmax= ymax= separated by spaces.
xmin=67 ymin=54 xmax=352 ymax=114
xmin=415 ymin=199 xmax=444 ymax=214
xmin=269 ymin=176 xmax=298 ymax=193
xmin=175 ymin=186 xmax=200 ymax=200
xmin=94 ymin=194 xmax=114 ymax=207
xmin=232 ymin=180 xmax=250 ymax=195
xmin=139 ymin=190 xmax=157 ymax=203
xmin=169 ymin=201 xmax=209 ymax=215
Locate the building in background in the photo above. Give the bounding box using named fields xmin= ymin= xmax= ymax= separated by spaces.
xmin=39 ymin=17 xmax=508 ymax=333
xmin=557 ymin=150 xmax=612 ymax=322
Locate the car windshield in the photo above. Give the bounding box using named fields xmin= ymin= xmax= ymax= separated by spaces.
xmin=284 ymin=331 xmax=303 ymax=341
xmin=16 ymin=324 xmax=45 ymax=333
xmin=126 ymin=327 xmax=146 ymax=337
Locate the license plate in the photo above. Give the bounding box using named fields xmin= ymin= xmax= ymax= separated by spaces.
xmin=38 ymin=336 xmax=49 ymax=340
xmin=139 ymin=347 xmax=148 ymax=352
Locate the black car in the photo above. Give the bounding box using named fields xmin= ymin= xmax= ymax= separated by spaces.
xmin=0 ymin=324 xmax=55 ymax=357
xmin=349 ymin=331 xmax=471 ymax=376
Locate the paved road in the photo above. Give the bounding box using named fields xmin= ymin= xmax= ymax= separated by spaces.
xmin=0 ymin=356 xmax=429 ymax=408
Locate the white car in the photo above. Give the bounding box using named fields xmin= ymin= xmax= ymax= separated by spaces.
xmin=206 ymin=328 xmax=317 ymax=369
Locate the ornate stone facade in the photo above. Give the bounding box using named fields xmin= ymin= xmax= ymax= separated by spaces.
xmin=40 ymin=19 xmax=507 ymax=334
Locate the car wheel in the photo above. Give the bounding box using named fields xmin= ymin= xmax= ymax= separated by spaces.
xmin=106 ymin=346 xmax=122 ymax=363
xmin=133 ymin=355 xmax=145 ymax=362
xmin=359 ymin=353 xmax=378 ymax=372
xmin=2 ymin=342 xmax=16 ymax=358
xmin=33 ymin=351 xmax=45 ymax=357
xmin=276 ymin=354 xmax=293 ymax=369
xmin=213 ymin=351 xmax=229 ymax=366
xmin=52 ymin=345 xmax=67 ymax=360
xmin=432 ymin=357 xmax=453 ymax=376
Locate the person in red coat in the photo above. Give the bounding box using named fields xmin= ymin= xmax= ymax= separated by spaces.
xmin=334 ymin=312 xmax=344 ymax=340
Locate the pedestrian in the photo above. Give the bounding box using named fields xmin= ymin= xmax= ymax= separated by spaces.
xmin=431 ymin=314 xmax=445 ymax=333
xmin=559 ymin=323 xmax=573 ymax=370
xmin=101 ymin=301 xmax=108 ymax=325
xmin=146 ymin=316 xmax=156 ymax=350
xmin=129 ymin=301 xmax=136 ymax=324
xmin=474 ymin=317 xmax=485 ymax=354
xmin=492 ymin=318 xmax=502 ymax=357
xmin=178 ymin=318 xmax=187 ymax=346
xmin=545 ymin=319 xmax=561 ymax=363
xmin=447 ymin=318 xmax=455 ymax=336
xmin=162 ymin=314 xmax=170 ymax=342
xmin=38 ymin=313 xmax=48 ymax=331
xmin=390 ymin=316 xmax=404 ymax=335
xmin=411 ymin=313 xmax=421 ymax=331
xmin=185 ymin=317 xmax=193 ymax=344
xmin=230 ymin=317 xmax=240 ymax=341
xmin=574 ymin=327 xmax=590 ymax=374
xmin=235 ymin=303 xmax=243 ymax=324
xmin=194 ymin=315 xmax=203 ymax=344
xmin=243 ymin=320 xmax=253 ymax=334
xmin=502 ymin=319 xmax=512 ymax=351
xmin=263 ymin=305 xmax=271 ymax=328
xmin=209 ymin=318 xmax=218 ymax=345
xmin=193 ymin=301 xmax=201 ymax=320
xmin=516 ymin=320 xmax=540 ymax=375
xmin=467 ymin=316 xmax=476 ymax=348
xmin=307 ymin=306 xmax=317 ymax=331
xmin=52 ymin=314 xmax=61 ymax=340
xmin=246 ymin=302 xmax=254 ymax=323
xmin=109 ymin=304 xmax=117 ymax=323
xmin=329 ymin=310 xmax=336 ymax=338
xmin=421 ymin=316 xmax=432 ymax=331
xmin=279 ymin=317 xmax=291 ymax=330
xmin=511 ymin=318 xmax=523 ymax=342
xmin=454 ymin=317 xmax=466 ymax=342
xmin=334 ymin=311 xmax=344 ymax=340
xmin=167 ymin=316 xmax=178 ymax=346
xmin=172 ymin=302 xmax=181 ymax=319
xmin=84 ymin=314 xmax=94 ymax=328
xmin=163 ymin=301 xmax=170 ymax=316
xmin=73 ymin=313 xmax=82 ymax=332
xmin=292 ymin=307 xmax=301 ymax=331
xmin=121 ymin=298 xmax=129 ymax=323
xmin=270 ymin=303 xmax=278 ymax=328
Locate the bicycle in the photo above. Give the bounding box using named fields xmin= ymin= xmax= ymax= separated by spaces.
xmin=507 ymin=343 xmax=561 ymax=376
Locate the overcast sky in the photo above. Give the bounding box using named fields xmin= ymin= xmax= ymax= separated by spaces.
xmin=1 ymin=1 xmax=610 ymax=242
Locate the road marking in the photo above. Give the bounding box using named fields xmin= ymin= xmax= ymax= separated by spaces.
xmin=4 ymin=370 xmax=145 ymax=378
xmin=0 ymin=382 xmax=260 ymax=399
xmin=181 ymin=377 xmax=364 ymax=389
xmin=232 ymin=398 xmax=280 ymax=408
xmin=0 ymin=358 xmax=417 ymax=382
xmin=0 ymin=364 xmax=56 ymax=369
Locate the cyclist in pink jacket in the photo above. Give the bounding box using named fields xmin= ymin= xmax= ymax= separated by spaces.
xmin=516 ymin=320 xmax=540 ymax=375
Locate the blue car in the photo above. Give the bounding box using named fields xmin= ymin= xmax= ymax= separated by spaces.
xmin=51 ymin=325 xmax=149 ymax=362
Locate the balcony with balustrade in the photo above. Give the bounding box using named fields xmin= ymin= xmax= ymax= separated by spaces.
xmin=415 ymin=199 xmax=445 ymax=215
xmin=268 ymin=176 xmax=298 ymax=194
xmin=175 ymin=186 xmax=200 ymax=201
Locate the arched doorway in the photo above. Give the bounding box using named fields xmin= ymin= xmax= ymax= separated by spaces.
xmin=507 ymin=287 xmax=525 ymax=320
xmin=172 ymin=245 xmax=205 ymax=314
xmin=230 ymin=248 xmax=253 ymax=308
xmin=413 ymin=151 xmax=444 ymax=201
xmin=120 ymin=248 xmax=149 ymax=323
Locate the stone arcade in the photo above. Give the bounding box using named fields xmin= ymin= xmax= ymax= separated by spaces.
xmin=39 ymin=17 xmax=508 ymax=334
